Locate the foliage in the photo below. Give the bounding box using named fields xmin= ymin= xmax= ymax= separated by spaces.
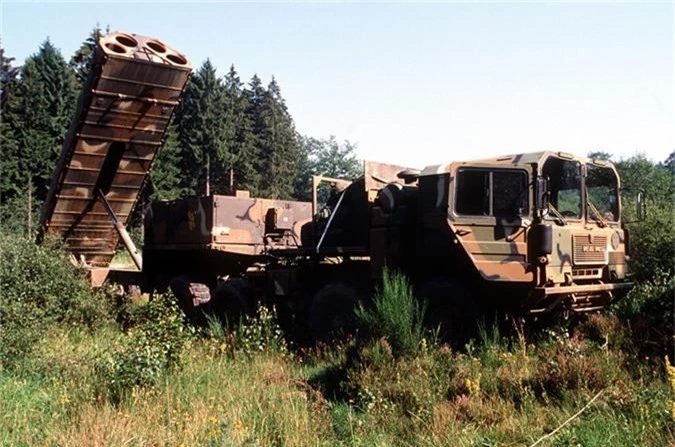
xmin=294 ymin=135 xmax=362 ymax=201
xmin=176 ymin=60 xmax=232 ymax=196
xmin=254 ymin=77 xmax=301 ymax=199
xmin=69 ymin=24 xmax=108 ymax=84
xmin=0 ymin=185 xmax=43 ymax=238
xmin=5 ymin=40 xmax=77 ymax=203
xmin=355 ymin=269 xmax=426 ymax=357
xmin=230 ymin=304 xmax=288 ymax=357
xmin=0 ymin=234 xmax=108 ymax=369
xmin=614 ymin=153 xmax=674 ymax=281
xmin=612 ymin=271 xmax=674 ymax=357
xmin=94 ymin=293 xmax=192 ymax=404
xmin=148 ymin=122 xmax=185 ymax=201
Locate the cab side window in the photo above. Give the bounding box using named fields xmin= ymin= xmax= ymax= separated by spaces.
xmin=455 ymin=169 xmax=528 ymax=217
xmin=456 ymin=170 xmax=489 ymax=215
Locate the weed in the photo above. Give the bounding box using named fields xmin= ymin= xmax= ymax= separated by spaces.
xmin=233 ymin=304 xmax=288 ymax=357
xmin=94 ymin=293 xmax=192 ymax=404
xmin=355 ymin=268 xmax=426 ymax=357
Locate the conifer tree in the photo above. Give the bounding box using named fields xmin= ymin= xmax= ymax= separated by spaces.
xmin=9 ymin=40 xmax=77 ymax=202
xmin=223 ymin=65 xmax=259 ymax=194
xmin=252 ymin=77 xmax=300 ymax=199
xmin=69 ymin=24 xmax=108 ymax=85
xmin=149 ymin=122 xmax=184 ymax=201
xmin=176 ymin=60 xmax=232 ymax=195
xmin=0 ymin=43 xmax=20 ymax=198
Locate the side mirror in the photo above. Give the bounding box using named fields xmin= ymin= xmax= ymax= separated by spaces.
xmin=636 ymin=190 xmax=647 ymax=221
xmin=536 ymin=178 xmax=549 ymax=210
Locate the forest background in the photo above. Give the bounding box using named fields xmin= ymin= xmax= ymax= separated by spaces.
xmin=0 ymin=26 xmax=362 ymax=237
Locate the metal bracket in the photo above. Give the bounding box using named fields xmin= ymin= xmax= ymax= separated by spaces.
xmin=98 ymin=190 xmax=142 ymax=270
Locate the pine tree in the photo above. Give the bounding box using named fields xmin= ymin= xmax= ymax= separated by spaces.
xmin=69 ymin=24 xmax=108 ymax=85
xmin=251 ymin=77 xmax=300 ymax=199
xmin=223 ymin=65 xmax=259 ymax=194
xmin=149 ymin=122 xmax=184 ymax=201
xmin=242 ymin=74 xmax=268 ymax=196
xmin=9 ymin=39 xmax=78 ymax=202
xmin=176 ymin=60 xmax=232 ymax=195
xmin=0 ymin=42 xmax=20 ymax=198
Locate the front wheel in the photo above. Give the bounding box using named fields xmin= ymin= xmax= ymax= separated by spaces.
xmin=418 ymin=279 xmax=481 ymax=347
xmin=309 ymin=282 xmax=362 ymax=342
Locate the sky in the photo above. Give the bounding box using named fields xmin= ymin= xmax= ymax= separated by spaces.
xmin=1 ymin=1 xmax=673 ymax=169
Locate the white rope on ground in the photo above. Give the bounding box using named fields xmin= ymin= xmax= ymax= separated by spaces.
xmin=528 ymin=389 xmax=604 ymax=447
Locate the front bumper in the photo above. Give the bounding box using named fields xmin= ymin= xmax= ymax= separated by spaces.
xmin=527 ymin=281 xmax=634 ymax=314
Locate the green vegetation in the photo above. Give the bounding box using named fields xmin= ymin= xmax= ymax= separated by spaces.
xmin=355 ymin=269 xmax=427 ymax=357
xmin=1 ymin=24 xmax=673 ymax=447
xmin=1 ymin=236 xmax=673 ymax=446
xmin=0 ymin=234 xmax=109 ymax=369
xmin=0 ymin=27 xmax=362 ymax=240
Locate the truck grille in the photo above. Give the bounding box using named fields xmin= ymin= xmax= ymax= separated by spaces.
xmin=573 ymin=234 xmax=608 ymax=265
xmin=608 ymin=251 xmax=625 ymax=265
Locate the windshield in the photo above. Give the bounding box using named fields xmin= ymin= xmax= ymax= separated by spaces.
xmin=542 ymin=157 xmax=582 ymax=219
xmin=586 ymin=164 xmax=619 ymax=222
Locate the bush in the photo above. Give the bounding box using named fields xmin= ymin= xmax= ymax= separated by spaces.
xmin=0 ymin=234 xmax=108 ymax=369
xmin=613 ymin=271 xmax=674 ymax=356
xmin=356 ymin=269 xmax=426 ymax=357
xmin=95 ymin=293 xmax=192 ymax=404
xmin=233 ymin=304 xmax=288 ymax=357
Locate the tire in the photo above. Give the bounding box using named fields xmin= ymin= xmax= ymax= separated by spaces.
xmin=418 ymin=279 xmax=481 ymax=347
xmin=210 ymin=279 xmax=251 ymax=327
xmin=169 ymin=275 xmax=211 ymax=324
xmin=309 ymin=282 xmax=362 ymax=342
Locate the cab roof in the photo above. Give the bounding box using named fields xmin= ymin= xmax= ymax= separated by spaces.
xmin=420 ymin=151 xmax=614 ymax=176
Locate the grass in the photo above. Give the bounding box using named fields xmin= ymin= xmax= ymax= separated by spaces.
xmin=1 ymin=237 xmax=672 ymax=446
xmin=2 ymin=316 xmax=670 ymax=447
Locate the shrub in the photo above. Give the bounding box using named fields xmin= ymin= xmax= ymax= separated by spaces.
xmin=95 ymin=293 xmax=192 ymax=404
xmin=355 ymin=269 xmax=426 ymax=357
xmin=0 ymin=234 xmax=108 ymax=369
xmin=613 ymin=270 xmax=674 ymax=356
xmin=233 ymin=304 xmax=288 ymax=357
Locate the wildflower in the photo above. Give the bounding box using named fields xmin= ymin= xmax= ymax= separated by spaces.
xmin=665 ymin=356 xmax=675 ymax=421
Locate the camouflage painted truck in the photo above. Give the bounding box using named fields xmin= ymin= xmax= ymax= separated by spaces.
xmin=40 ymin=32 xmax=643 ymax=338
xmin=134 ymin=152 xmax=643 ymax=337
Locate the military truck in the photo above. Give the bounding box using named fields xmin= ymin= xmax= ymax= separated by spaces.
xmin=40 ymin=32 xmax=642 ymax=338
xmin=133 ymin=152 xmax=640 ymax=335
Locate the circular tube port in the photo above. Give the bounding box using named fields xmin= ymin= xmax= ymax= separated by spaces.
xmin=114 ymin=33 xmax=138 ymax=48
xmin=166 ymin=52 xmax=188 ymax=65
xmin=104 ymin=42 xmax=127 ymax=54
xmin=146 ymin=40 xmax=166 ymax=53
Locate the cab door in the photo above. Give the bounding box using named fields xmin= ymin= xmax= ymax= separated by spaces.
xmin=448 ymin=167 xmax=534 ymax=283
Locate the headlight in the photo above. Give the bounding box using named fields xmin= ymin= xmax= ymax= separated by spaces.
xmin=611 ymin=231 xmax=621 ymax=250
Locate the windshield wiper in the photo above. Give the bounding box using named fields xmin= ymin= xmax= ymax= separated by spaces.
xmin=547 ymin=202 xmax=568 ymax=226
xmin=586 ymin=196 xmax=607 ymax=228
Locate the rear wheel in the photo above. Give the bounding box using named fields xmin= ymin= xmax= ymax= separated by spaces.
xmin=169 ymin=276 xmax=211 ymax=324
xmin=210 ymin=278 xmax=252 ymax=327
xmin=309 ymin=282 xmax=362 ymax=342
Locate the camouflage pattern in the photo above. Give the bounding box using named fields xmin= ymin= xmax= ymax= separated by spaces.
xmin=39 ymin=32 xmax=192 ymax=267
xmin=416 ymin=151 xmax=632 ymax=313
xmin=145 ymin=195 xmax=312 ymax=255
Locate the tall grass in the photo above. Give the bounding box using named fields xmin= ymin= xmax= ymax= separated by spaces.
xmin=1 ymin=237 xmax=672 ymax=446
xmin=355 ymin=268 xmax=426 ymax=357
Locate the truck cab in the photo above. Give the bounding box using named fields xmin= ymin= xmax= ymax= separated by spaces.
xmin=412 ymin=151 xmax=633 ymax=315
